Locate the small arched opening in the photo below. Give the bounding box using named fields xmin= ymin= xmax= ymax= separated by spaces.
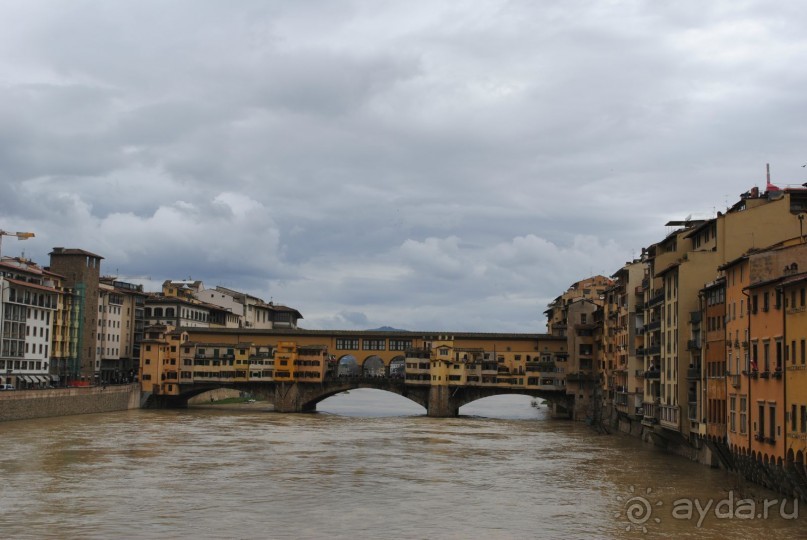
xmin=389 ymin=356 xmax=405 ymax=379
xmin=363 ymin=356 xmax=385 ymax=378
xmin=336 ymin=355 xmax=359 ymax=378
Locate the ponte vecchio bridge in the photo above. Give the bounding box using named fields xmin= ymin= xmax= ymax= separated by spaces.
xmin=140 ymin=328 xmax=574 ymax=417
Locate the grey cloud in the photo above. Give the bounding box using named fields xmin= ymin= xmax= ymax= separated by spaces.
xmin=2 ymin=1 xmax=807 ymax=330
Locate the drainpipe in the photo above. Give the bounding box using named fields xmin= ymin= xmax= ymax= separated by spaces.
xmin=780 ymin=284 xmax=787 ymax=462
xmin=742 ymin=285 xmax=752 ymax=451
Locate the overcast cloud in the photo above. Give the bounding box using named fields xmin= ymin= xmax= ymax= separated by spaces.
xmin=2 ymin=0 xmax=806 ymax=331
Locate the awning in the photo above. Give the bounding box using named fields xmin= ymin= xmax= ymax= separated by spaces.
xmin=51 ymin=375 xmax=60 ymax=382
xmin=19 ymin=376 xmax=31 ymax=383
xmin=34 ymin=376 xmax=46 ymax=383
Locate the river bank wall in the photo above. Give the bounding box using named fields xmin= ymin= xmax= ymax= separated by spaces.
xmin=0 ymin=384 xmax=141 ymax=422
xmin=603 ymin=405 xmax=807 ymax=502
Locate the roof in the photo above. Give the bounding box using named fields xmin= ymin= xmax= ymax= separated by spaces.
xmin=2 ymin=277 xmax=58 ymax=293
xmin=269 ymin=304 xmax=303 ymax=318
xmin=683 ymin=218 xmax=716 ymax=239
xmin=49 ymin=248 xmax=104 ymax=259
xmin=718 ymin=253 xmax=750 ymax=272
xmin=145 ymin=295 xmax=232 ymax=313
xmin=183 ymin=327 xmax=563 ymax=340
xmin=780 ymin=272 xmax=807 ymax=288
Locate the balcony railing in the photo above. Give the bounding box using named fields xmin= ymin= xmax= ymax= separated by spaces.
xmin=642 ymin=401 xmax=659 ymax=424
xmin=644 ymin=370 xmax=661 ymax=379
xmin=686 ymin=367 xmax=701 ymax=380
xmin=659 ymin=404 xmax=680 ymax=430
xmin=730 ymin=374 xmax=741 ymax=387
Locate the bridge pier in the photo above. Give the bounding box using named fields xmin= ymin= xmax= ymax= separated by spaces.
xmin=273 ymin=382 xmax=316 ymax=413
xmin=427 ymin=386 xmax=459 ymax=417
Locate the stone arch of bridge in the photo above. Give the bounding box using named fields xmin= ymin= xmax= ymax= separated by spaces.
xmin=174 ymin=384 xmax=276 ymax=405
xmin=297 ymin=380 xmax=429 ymax=412
xmin=449 ymin=387 xmax=566 ymax=411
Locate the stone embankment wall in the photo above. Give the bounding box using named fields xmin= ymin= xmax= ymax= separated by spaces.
xmin=605 ymin=408 xmax=807 ymax=501
xmin=0 ymin=384 xmax=141 ymax=422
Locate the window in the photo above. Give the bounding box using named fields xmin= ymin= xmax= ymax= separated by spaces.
xmin=763 ymin=342 xmax=770 ymax=372
xmin=740 ymin=397 xmax=747 ymax=434
xmin=759 ymin=403 xmax=766 ymax=439
xmin=336 ymin=339 xmax=359 ymax=350
xmin=792 ymin=404 xmax=797 ymax=432
xmin=729 ymin=396 xmax=736 ymax=432
xmin=776 ymin=341 xmax=783 ymax=371
xmin=362 ymin=339 xmax=386 ymax=351
xmin=389 ymin=340 xmax=412 ymax=351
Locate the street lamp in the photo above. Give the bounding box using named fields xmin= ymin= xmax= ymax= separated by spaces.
xmin=0 ymin=230 xmax=35 ymax=259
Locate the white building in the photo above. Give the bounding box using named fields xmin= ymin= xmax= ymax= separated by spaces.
xmin=0 ymin=258 xmax=60 ymax=388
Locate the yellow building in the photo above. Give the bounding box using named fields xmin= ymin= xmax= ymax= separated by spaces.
xmin=784 ymin=272 xmax=807 ymax=465
xmin=140 ymin=325 xmax=189 ymax=396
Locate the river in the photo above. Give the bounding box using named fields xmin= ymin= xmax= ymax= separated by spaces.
xmin=0 ymin=390 xmax=804 ymax=539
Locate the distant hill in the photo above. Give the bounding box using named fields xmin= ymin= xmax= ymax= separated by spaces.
xmin=368 ymin=326 xmax=408 ymax=332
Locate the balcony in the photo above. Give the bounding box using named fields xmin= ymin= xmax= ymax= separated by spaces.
xmin=689 ymin=311 xmax=702 ymax=324
xmin=648 ymin=345 xmax=661 ymax=356
xmin=566 ymin=372 xmax=596 ymax=382
xmin=644 ymin=370 xmax=661 ymax=379
xmin=687 ymin=340 xmax=701 ymax=351
xmin=730 ymin=374 xmax=741 ymax=388
xmin=642 ymin=401 xmax=659 ymax=425
xmin=635 ymin=369 xmax=645 ymax=378
xmin=649 ymin=292 xmax=665 ymax=306
xmin=686 ymin=366 xmax=701 ymax=380
xmin=659 ymin=404 xmax=680 ymax=430
xmin=647 ymin=320 xmax=661 ymax=331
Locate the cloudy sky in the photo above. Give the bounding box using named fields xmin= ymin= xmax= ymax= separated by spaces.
xmin=2 ymin=1 xmax=806 ymax=332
